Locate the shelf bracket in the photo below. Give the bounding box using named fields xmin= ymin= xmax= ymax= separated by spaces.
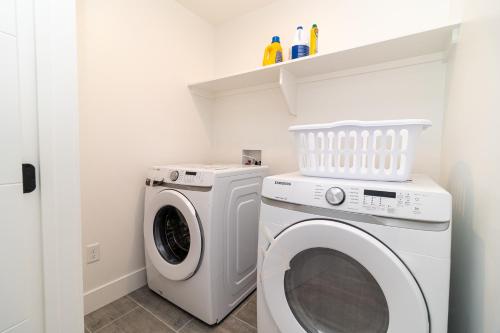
xmin=279 ymin=68 xmax=297 ymax=116
xmin=444 ymin=26 xmax=461 ymax=61
xmin=451 ymin=26 xmax=460 ymax=45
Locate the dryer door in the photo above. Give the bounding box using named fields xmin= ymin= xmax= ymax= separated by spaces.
xmin=261 ymin=219 xmax=429 ymax=333
xmin=145 ymin=189 xmax=202 ymax=281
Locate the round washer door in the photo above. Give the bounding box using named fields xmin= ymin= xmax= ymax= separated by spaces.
xmin=261 ymin=220 xmax=429 ymax=333
xmin=145 ymin=189 xmax=202 ymax=281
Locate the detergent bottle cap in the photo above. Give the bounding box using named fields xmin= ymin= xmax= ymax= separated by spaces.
xmin=312 ymin=24 xmax=317 ymax=28
xmin=272 ymin=36 xmax=280 ymax=43
xmin=297 ymin=26 xmax=303 ymax=30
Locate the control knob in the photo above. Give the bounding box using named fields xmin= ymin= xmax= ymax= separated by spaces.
xmin=170 ymin=170 xmax=179 ymax=181
xmin=325 ymin=187 xmax=345 ymax=206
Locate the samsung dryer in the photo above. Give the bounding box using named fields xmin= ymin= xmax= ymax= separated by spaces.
xmin=144 ymin=164 xmax=267 ymax=324
xmin=257 ymin=173 xmax=451 ymax=333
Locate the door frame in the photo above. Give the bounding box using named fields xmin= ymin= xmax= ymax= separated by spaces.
xmin=34 ymin=0 xmax=84 ymax=332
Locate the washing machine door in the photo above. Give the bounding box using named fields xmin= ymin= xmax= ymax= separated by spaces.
xmin=145 ymin=189 xmax=202 ymax=281
xmin=261 ymin=219 xmax=429 ymax=333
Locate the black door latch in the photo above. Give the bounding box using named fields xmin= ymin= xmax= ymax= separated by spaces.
xmin=22 ymin=164 xmax=36 ymax=194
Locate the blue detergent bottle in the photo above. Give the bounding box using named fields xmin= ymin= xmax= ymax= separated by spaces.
xmin=291 ymin=26 xmax=309 ymax=59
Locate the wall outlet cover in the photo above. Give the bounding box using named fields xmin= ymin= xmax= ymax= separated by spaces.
xmin=86 ymin=243 xmax=100 ymax=264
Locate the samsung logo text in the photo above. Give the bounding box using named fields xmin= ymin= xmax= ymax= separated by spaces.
xmin=274 ymin=181 xmax=292 ymax=186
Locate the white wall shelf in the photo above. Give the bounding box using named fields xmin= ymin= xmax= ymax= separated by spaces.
xmin=189 ymin=23 xmax=459 ymax=115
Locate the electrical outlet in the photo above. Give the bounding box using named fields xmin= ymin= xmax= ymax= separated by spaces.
xmin=86 ymin=243 xmax=100 ymax=264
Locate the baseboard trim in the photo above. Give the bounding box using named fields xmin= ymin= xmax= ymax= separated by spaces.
xmin=83 ymin=267 xmax=147 ymax=315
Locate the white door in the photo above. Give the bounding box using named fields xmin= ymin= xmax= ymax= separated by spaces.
xmin=261 ymin=219 xmax=429 ymax=333
xmin=1 ymin=0 xmax=44 ymax=332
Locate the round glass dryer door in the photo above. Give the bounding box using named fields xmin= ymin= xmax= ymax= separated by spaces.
xmin=261 ymin=220 xmax=429 ymax=333
xmin=284 ymin=247 xmax=389 ymax=332
xmin=153 ymin=205 xmax=191 ymax=265
xmin=144 ymin=190 xmax=202 ymax=281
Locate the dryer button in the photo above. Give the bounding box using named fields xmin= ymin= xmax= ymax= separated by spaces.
xmin=326 ymin=187 xmax=346 ymax=206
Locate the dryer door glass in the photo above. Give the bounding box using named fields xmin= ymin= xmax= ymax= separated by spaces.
xmin=284 ymin=247 xmax=389 ymax=333
xmin=153 ymin=205 xmax=191 ymax=265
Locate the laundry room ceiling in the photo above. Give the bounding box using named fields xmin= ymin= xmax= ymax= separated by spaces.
xmin=176 ymin=0 xmax=277 ymax=25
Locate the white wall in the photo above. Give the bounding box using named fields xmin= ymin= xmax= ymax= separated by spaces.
xmin=211 ymin=0 xmax=455 ymax=178
xmin=441 ymin=0 xmax=500 ymax=331
xmin=78 ymin=0 xmax=214 ymax=313
xmin=214 ymin=0 xmax=454 ymax=76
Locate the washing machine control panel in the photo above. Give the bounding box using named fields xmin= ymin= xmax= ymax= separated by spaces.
xmin=147 ymin=168 xmax=215 ymax=187
xmin=262 ymin=174 xmax=451 ymax=222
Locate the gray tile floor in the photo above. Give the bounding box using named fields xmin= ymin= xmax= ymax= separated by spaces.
xmin=84 ymin=286 xmax=257 ymax=333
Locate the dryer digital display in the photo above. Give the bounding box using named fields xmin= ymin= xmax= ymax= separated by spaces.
xmin=364 ymin=189 xmax=397 ymax=198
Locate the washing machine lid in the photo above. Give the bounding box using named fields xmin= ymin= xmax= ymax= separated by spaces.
xmin=145 ymin=189 xmax=202 ymax=281
xmin=261 ymin=219 xmax=429 ymax=333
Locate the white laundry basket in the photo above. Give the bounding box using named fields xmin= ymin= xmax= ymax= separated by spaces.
xmin=289 ymin=119 xmax=431 ymax=181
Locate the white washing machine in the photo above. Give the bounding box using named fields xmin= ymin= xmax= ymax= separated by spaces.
xmin=144 ymin=164 xmax=267 ymax=324
xmin=257 ymin=173 xmax=451 ymax=333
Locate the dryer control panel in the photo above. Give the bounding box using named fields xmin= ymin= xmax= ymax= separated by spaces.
xmin=262 ymin=173 xmax=451 ymax=222
xmin=334 ymin=186 xmax=430 ymax=217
